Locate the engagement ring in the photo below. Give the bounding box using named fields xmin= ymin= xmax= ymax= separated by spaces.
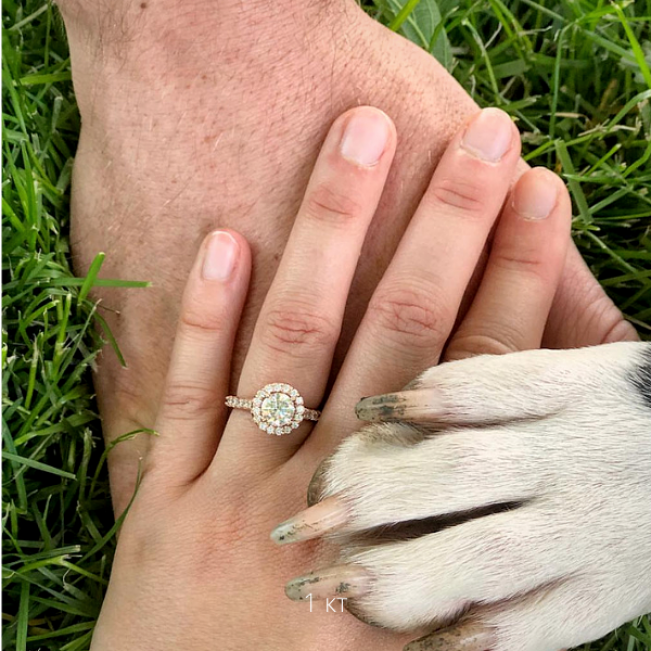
xmin=226 ymin=383 xmax=320 ymax=435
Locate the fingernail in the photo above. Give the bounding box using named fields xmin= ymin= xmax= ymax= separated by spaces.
xmin=511 ymin=168 xmax=558 ymax=220
xmin=460 ymin=108 xmax=513 ymax=162
xmin=270 ymin=496 xmax=350 ymax=545
xmin=202 ymin=231 xmax=238 ymax=280
xmin=285 ymin=565 xmax=373 ymax=602
xmin=355 ymin=389 xmax=445 ymax=422
xmin=340 ymin=110 xmax=391 ymax=167
xmin=404 ymin=623 xmax=497 ymax=651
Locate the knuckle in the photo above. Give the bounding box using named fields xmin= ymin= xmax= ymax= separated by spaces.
xmin=111 ymin=381 xmax=157 ymax=431
xmin=303 ymin=183 xmax=363 ymax=225
xmin=367 ymin=284 xmax=452 ymax=351
xmin=428 ymin=177 xmax=486 ymax=215
xmin=161 ymin=381 xmax=221 ymax=422
xmin=544 ymin=269 xmax=637 ymax=346
xmin=179 ymin=307 xmax=229 ymax=337
xmin=491 ymin=250 xmax=549 ymax=280
xmin=600 ymin=316 xmax=639 ymax=344
xmin=261 ymin=301 xmax=338 ymax=358
xmin=581 ymin=290 xmax=637 ymax=346
xmin=445 ymin=332 xmax=520 ymax=360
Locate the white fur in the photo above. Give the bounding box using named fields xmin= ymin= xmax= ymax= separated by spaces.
xmin=320 ymin=342 xmax=651 ymax=650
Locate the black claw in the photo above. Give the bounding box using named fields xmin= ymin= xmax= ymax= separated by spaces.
xmin=307 ymin=456 xmax=331 ymax=507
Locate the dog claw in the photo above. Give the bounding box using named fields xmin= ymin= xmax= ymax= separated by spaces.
xmin=284 ymin=564 xmax=372 ymax=602
xmin=403 ymin=623 xmax=496 ymax=651
xmin=356 ymin=389 xmax=445 ymax=422
xmin=270 ymin=496 xmax=350 ymax=545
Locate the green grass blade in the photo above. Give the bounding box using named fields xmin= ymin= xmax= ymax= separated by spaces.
xmin=2 ymin=451 xmax=77 ymax=480
xmin=77 ymin=252 xmax=105 ymax=304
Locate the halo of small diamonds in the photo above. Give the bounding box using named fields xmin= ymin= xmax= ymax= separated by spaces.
xmin=226 ymin=384 xmax=319 ymax=435
xmin=251 ymin=383 xmax=305 ymax=435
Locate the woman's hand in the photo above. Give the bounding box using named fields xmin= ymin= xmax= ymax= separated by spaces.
xmin=91 ymin=106 xmax=572 ymax=650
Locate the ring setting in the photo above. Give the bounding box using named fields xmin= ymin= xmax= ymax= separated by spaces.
xmin=226 ymin=383 xmax=320 ymax=435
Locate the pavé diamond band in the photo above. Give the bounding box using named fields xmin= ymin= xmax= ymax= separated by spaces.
xmin=225 ymin=383 xmax=320 ymax=435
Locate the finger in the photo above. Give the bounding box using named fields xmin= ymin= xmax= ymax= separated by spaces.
xmin=507 ymin=156 xmax=639 ymax=349
xmin=444 ymin=167 xmax=571 ymax=361
xmin=215 ymin=107 xmax=397 ymax=470
xmin=146 ymin=230 xmax=251 ymax=486
xmin=303 ymin=108 xmax=521 ymax=459
xmin=544 ymin=245 xmax=639 ymax=347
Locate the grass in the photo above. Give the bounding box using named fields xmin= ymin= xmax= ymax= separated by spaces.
xmin=2 ymin=0 xmax=650 ymax=649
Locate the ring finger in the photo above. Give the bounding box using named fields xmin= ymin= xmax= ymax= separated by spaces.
xmin=215 ymin=107 xmax=397 ymax=470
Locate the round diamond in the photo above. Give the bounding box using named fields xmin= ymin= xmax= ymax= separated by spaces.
xmin=250 ymin=384 xmax=307 ymax=435
xmin=260 ymin=392 xmax=295 ymax=426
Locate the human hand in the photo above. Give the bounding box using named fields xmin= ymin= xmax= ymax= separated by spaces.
xmin=92 ymin=106 xmax=574 ymax=650
xmin=91 ymin=106 xmax=405 ymax=651
xmin=61 ymin=0 xmax=637 ymax=519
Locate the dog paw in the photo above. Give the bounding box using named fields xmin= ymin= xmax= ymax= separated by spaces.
xmin=276 ymin=342 xmax=651 ymax=651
